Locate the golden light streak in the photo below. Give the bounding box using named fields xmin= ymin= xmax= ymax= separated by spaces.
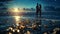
xmin=14 ymin=16 xmax=20 ymax=22
xmin=14 ymin=16 xmax=21 ymax=26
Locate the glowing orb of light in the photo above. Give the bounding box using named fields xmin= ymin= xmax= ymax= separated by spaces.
xmin=13 ymin=29 xmax=15 ymax=32
xmin=17 ymin=29 xmax=20 ymax=32
xmin=9 ymin=27 xmax=13 ymax=30
xmin=16 ymin=23 xmax=19 ymax=26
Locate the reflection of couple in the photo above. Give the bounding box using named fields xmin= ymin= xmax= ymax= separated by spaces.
xmin=36 ymin=3 xmax=41 ymax=16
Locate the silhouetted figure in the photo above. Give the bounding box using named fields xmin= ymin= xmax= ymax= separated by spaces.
xmin=36 ymin=3 xmax=41 ymax=17
xmin=36 ymin=3 xmax=39 ymax=16
xmin=39 ymin=4 xmax=41 ymax=17
xmin=39 ymin=4 xmax=42 ymax=26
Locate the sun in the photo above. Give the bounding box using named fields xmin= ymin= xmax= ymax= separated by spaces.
xmin=13 ymin=8 xmax=24 ymax=12
xmin=14 ymin=8 xmax=19 ymax=12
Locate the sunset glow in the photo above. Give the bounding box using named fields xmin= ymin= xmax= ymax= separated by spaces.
xmin=14 ymin=8 xmax=19 ymax=12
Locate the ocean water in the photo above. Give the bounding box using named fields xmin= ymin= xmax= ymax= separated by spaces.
xmin=0 ymin=11 xmax=60 ymax=34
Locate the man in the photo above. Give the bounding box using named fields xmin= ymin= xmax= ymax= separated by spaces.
xmin=36 ymin=3 xmax=39 ymax=16
xmin=39 ymin=4 xmax=41 ymax=17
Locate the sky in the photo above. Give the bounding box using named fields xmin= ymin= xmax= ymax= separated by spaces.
xmin=7 ymin=0 xmax=60 ymax=9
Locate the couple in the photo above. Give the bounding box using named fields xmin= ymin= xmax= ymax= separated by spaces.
xmin=36 ymin=3 xmax=42 ymax=16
